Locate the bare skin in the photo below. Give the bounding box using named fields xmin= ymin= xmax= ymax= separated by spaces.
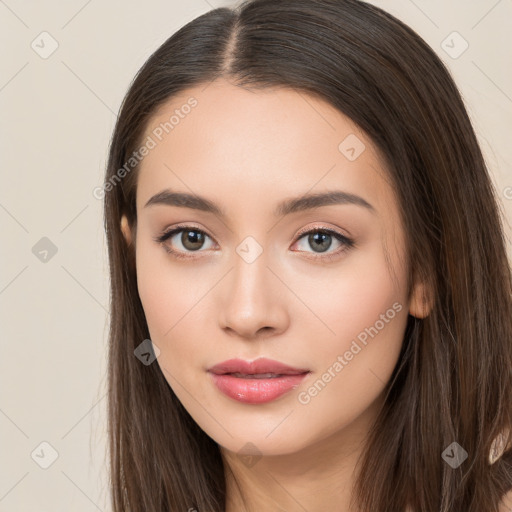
xmin=120 ymin=78 xmax=433 ymax=511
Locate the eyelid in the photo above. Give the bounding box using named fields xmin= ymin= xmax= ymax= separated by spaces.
xmin=294 ymin=223 xmax=352 ymax=240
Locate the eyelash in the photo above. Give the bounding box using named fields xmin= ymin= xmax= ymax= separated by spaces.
xmin=153 ymin=224 xmax=355 ymax=262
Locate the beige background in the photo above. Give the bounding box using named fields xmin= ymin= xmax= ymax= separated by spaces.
xmin=0 ymin=0 xmax=510 ymax=510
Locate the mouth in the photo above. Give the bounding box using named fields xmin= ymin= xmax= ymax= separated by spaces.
xmin=207 ymin=358 xmax=311 ymax=404
xmin=207 ymin=357 xmax=310 ymax=376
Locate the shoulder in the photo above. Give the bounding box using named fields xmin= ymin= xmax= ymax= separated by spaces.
xmin=499 ymin=488 xmax=512 ymax=512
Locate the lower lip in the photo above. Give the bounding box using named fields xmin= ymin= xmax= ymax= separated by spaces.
xmin=209 ymin=372 xmax=309 ymax=404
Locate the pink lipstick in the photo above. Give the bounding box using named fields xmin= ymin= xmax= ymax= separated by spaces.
xmin=207 ymin=357 xmax=310 ymax=404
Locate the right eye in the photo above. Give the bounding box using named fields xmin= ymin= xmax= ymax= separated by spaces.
xmin=154 ymin=225 xmax=216 ymax=260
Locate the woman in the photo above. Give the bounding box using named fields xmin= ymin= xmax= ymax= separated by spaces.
xmin=102 ymin=0 xmax=512 ymax=510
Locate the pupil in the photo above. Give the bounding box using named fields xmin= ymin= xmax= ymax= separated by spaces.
xmin=309 ymin=232 xmax=331 ymax=253
xmin=182 ymin=230 xmax=204 ymax=250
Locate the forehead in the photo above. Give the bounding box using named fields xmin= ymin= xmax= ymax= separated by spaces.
xmin=136 ymin=78 xmax=396 ymax=222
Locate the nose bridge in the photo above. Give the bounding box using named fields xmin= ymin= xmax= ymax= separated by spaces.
xmin=219 ymin=235 xmax=286 ymax=337
xmin=230 ymin=237 xmax=272 ymax=305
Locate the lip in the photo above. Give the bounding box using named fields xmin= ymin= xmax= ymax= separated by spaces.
xmin=207 ymin=358 xmax=310 ymax=404
xmin=208 ymin=357 xmax=310 ymax=376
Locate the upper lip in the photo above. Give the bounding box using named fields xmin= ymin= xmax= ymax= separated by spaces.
xmin=208 ymin=357 xmax=310 ymax=375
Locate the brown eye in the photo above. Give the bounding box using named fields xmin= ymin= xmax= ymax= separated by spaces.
xmin=154 ymin=226 xmax=215 ymax=259
xmin=292 ymin=227 xmax=355 ymax=262
xmin=180 ymin=230 xmax=206 ymax=251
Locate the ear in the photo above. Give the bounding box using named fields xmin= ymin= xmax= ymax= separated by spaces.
xmin=120 ymin=214 xmax=132 ymax=246
xmin=409 ymin=277 xmax=434 ymax=319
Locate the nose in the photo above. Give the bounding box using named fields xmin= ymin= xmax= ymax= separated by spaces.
xmin=218 ymin=248 xmax=289 ymax=340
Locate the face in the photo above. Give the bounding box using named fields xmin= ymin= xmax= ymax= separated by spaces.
xmin=122 ymin=78 xmax=427 ymax=458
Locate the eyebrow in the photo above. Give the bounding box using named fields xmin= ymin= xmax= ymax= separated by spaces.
xmin=144 ymin=189 xmax=376 ymax=217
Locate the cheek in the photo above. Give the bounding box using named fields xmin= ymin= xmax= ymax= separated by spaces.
xmin=292 ymin=250 xmax=409 ymax=436
xmin=330 ymin=265 xmax=402 ymax=343
xmin=136 ymin=236 xmax=195 ymax=332
xmin=290 ymin=241 xmax=406 ymax=353
xmin=135 ymin=244 xmax=213 ymax=373
xmin=296 ymin=306 xmax=407 ymax=447
xmin=136 ymin=246 xmax=172 ymax=338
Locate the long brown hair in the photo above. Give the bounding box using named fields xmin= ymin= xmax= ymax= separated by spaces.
xmin=103 ymin=0 xmax=512 ymax=510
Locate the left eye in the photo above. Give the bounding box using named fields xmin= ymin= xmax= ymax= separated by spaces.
xmin=292 ymin=229 xmax=354 ymax=257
